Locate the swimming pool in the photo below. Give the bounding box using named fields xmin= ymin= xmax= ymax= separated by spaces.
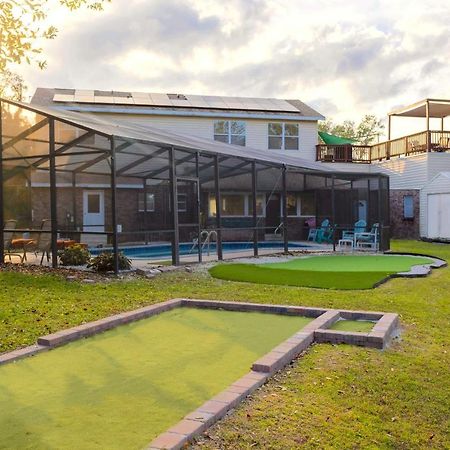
xmin=91 ymin=241 xmax=309 ymax=259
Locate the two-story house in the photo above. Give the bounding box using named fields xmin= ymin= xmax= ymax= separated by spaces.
xmin=28 ymin=88 xmax=329 ymax=244
xmin=28 ymin=91 xmax=450 ymax=243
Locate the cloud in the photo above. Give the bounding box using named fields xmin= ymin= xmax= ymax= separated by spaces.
xmin=17 ymin=0 xmax=450 ymax=123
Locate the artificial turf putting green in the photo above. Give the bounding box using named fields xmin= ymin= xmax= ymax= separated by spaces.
xmin=329 ymin=319 xmax=375 ymax=333
xmin=209 ymin=255 xmax=434 ymax=290
xmin=0 ymin=308 xmax=312 ymax=450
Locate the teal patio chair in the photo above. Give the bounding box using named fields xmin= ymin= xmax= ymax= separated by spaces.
xmin=315 ymin=219 xmax=334 ymax=243
xmin=355 ymin=223 xmax=380 ymax=251
xmin=342 ymin=219 xmax=366 ymax=241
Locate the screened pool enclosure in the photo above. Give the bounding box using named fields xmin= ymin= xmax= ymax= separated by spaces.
xmin=0 ymin=98 xmax=390 ymax=273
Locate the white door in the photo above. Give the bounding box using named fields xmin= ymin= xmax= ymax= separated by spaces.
xmin=427 ymin=193 xmax=450 ymax=239
xmin=356 ymin=200 xmax=367 ymax=222
xmin=83 ymin=190 xmax=105 ymax=232
xmin=442 ymin=195 xmax=450 ymax=239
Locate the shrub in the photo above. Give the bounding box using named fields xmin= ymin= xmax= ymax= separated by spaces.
xmin=58 ymin=244 xmax=91 ymax=266
xmin=87 ymin=252 xmax=132 ymax=272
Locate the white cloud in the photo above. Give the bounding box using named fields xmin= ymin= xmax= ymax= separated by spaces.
xmin=16 ymin=0 xmax=450 ymax=130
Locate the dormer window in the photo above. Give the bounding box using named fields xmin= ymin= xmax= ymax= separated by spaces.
xmin=214 ymin=120 xmax=246 ymax=146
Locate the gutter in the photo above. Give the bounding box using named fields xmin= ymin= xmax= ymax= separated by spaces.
xmin=50 ymin=105 xmax=324 ymax=122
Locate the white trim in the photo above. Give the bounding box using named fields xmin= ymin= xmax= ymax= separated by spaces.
xmin=52 ymin=105 xmax=324 ymax=121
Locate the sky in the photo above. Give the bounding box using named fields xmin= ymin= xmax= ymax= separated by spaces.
xmin=15 ymin=0 xmax=450 ymax=137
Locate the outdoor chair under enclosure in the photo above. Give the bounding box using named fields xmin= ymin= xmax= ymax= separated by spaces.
xmin=355 ymin=223 xmax=380 ymax=251
xmin=3 ymin=220 xmax=24 ymax=262
xmin=310 ymin=219 xmax=334 ymax=243
xmin=24 ymin=219 xmax=52 ymax=265
xmin=342 ymin=220 xmax=367 ymax=241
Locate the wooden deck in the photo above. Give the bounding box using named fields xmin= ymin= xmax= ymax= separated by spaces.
xmin=316 ymin=130 xmax=450 ymax=163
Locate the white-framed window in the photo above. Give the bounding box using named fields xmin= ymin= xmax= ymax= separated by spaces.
xmin=208 ymin=193 xmax=265 ymax=217
xmin=138 ymin=192 xmax=155 ymax=212
xmin=214 ymin=120 xmax=246 ymax=146
xmin=403 ymin=195 xmax=414 ymax=219
xmin=168 ymin=193 xmax=188 ymax=212
xmin=282 ymin=193 xmax=315 ymax=217
xmin=286 ymin=194 xmax=301 ymax=216
xmin=268 ymin=123 xmax=299 ymax=150
xmin=177 ymin=193 xmax=187 ymax=212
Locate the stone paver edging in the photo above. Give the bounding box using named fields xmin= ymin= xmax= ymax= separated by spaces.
xmin=0 ymin=299 xmax=400 ymax=449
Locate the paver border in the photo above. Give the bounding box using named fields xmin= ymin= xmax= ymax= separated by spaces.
xmin=0 ymin=299 xmax=400 ymax=449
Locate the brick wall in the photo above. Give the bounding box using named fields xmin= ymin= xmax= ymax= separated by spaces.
xmin=389 ymin=189 xmax=420 ymax=239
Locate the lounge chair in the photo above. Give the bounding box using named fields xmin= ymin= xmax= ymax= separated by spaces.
xmin=342 ymin=219 xmax=367 ymax=242
xmin=25 ymin=219 xmax=52 ymax=264
xmin=3 ymin=220 xmax=23 ymax=262
xmin=355 ymin=223 xmax=379 ymax=251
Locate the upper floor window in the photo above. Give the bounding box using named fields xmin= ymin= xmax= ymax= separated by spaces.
xmin=268 ymin=123 xmax=299 ymax=150
xmin=214 ymin=120 xmax=246 ymax=146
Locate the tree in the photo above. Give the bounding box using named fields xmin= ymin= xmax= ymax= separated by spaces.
xmin=0 ymin=69 xmax=27 ymax=100
xmin=319 ymin=115 xmax=385 ymax=145
xmin=0 ymin=0 xmax=109 ymax=72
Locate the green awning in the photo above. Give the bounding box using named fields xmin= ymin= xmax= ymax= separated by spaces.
xmin=318 ymin=131 xmax=356 ymax=145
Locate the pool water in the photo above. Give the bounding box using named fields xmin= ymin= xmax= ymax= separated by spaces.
xmin=91 ymin=241 xmax=309 ymax=259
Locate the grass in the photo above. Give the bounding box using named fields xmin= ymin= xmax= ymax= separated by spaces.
xmin=208 ymin=255 xmax=434 ymax=289
xmin=0 ymin=240 xmax=449 ymax=448
xmin=0 ymin=308 xmax=311 ymax=449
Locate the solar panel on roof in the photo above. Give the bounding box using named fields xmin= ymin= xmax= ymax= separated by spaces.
xmin=54 ymin=88 xmax=305 ymax=113
xmin=75 ymin=89 xmax=94 ymax=96
xmin=74 ymin=96 xmax=95 ymax=103
xmin=94 ymin=96 xmax=114 ymax=104
xmin=131 ymin=92 xmax=150 ymax=98
xmin=186 ymin=96 xmax=209 ymax=108
xmin=149 ymin=93 xmax=172 ymax=106
xmin=53 ymin=94 xmax=75 ymax=102
xmin=113 ymin=96 xmax=135 ymax=105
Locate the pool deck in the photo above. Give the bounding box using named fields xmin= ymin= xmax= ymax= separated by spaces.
xmin=9 ymin=241 xmax=334 ymax=270
xmin=0 ymin=298 xmax=400 ymax=450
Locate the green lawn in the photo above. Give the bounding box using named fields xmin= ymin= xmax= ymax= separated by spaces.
xmin=0 ymin=240 xmax=449 ymax=449
xmin=0 ymin=308 xmax=311 ymax=449
xmin=209 ymin=255 xmax=434 ymax=289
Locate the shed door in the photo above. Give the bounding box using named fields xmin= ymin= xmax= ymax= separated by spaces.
xmin=427 ymin=193 xmax=450 ymax=239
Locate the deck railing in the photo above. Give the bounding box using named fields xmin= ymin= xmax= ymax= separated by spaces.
xmin=316 ymin=144 xmax=371 ymax=163
xmin=317 ymin=130 xmax=450 ymax=163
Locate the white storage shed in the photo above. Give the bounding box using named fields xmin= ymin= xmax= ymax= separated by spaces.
xmin=420 ymin=172 xmax=450 ymax=241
